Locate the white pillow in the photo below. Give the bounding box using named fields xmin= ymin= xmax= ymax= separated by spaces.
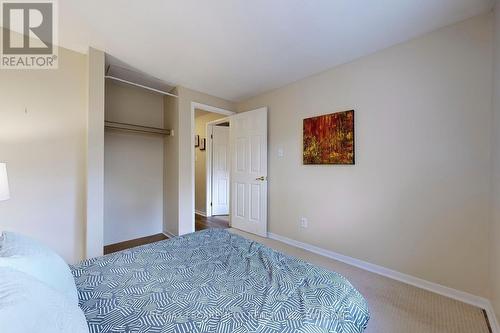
xmin=0 ymin=267 xmax=89 ymax=333
xmin=0 ymin=231 xmax=78 ymax=305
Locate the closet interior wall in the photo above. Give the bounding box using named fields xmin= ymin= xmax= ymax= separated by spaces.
xmin=103 ymin=80 xmax=165 ymax=245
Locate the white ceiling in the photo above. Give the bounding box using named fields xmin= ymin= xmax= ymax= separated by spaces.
xmin=59 ymin=0 xmax=494 ymax=101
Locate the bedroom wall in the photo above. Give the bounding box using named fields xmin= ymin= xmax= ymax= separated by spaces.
xmin=0 ymin=33 xmax=88 ymax=263
xmin=163 ymin=89 xmax=179 ymax=236
xmin=164 ymin=87 xmax=235 ymax=236
xmin=103 ymin=81 xmax=164 ymax=245
xmin=237 ymin=13 xmax=493 ymax=298
xmin=86 ymin=47 xmax=105 ymax=259
xmin=194 ymin=111 xmax=227 ymax=215
xmin=491 ymin=0 xmax=500 ymax=321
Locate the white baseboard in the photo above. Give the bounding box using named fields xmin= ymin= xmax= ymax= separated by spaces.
xmin=162 ymin=230 xmax=176 ymax=238
xmin=195 ymin=209 xmax=207 ymax=217
xmin=486 ymin=305 xmax=500 ymax=333
xmin=267 ymin=232 xmax=499 ymax=333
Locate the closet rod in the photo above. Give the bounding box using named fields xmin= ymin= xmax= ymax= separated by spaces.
xmin=105 ymin=75 xmax=178 ymax=98
xmin=105 ymin=121 xmax=173 ymax=136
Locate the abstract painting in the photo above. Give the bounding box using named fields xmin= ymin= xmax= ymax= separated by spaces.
xmin=303 ymin=110 xmax=355 ymax=165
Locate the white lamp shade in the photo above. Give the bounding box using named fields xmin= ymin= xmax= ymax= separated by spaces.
xmin=0 ymin=163 xmax=10 ymax=201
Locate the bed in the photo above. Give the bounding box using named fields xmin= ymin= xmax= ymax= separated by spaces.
xmin=71 ymin=229 xmax=370 ymax=333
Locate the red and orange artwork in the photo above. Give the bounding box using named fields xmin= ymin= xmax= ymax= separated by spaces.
xmin=303 ymin=110 xmax=355 ymax=165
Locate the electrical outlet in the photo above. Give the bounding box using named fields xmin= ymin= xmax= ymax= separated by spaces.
xmin=300 ymin=217 xmax=308 ymax=228
xmin=277 ymin=146 xmax=284 ymax=158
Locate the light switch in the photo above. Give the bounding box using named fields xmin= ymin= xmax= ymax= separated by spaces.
xmin=277 ymin=147 xmax=284 ymax=158
xmin=300 ymin=217 xmax=308 ymax=228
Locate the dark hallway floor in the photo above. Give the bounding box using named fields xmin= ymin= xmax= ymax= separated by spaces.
xmin=195 ymin=214 xmax=230 ymax=231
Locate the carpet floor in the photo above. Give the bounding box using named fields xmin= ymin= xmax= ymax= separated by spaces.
xmin=229 ymin=229 xmax=491 ymax=333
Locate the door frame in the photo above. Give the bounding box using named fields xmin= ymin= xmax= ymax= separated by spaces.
xmin=206 ymin=118 xmax=230 ymax=217
xmin=190 ymin=102 xmax=234 ymax=232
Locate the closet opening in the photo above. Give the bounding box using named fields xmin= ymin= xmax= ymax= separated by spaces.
xmin=102 ymin=60 xmax=175 ymax=254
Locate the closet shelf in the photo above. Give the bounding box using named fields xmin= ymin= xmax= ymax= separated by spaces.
xmin=105 ymin=121 xmax=173 ymax=136
xmin=105 ymin=76 xmax=178 ymax=98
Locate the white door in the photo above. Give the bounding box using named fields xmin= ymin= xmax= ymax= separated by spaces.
xmin=212 ymin=126 xmax=230 ymax=215
xmin=230 ymin=107 xmax=268 ymax=237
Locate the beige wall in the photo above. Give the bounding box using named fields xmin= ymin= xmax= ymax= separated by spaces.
xmin=237 ymin=13 xmax=493 ymax=298
xmin=164 ymin=87 xmax=235 ymax=235
xmin=491 ymin=1 xmax=500 ymax=321
xmin=104 ymin=81 xmax=164 ymax=245
xmin=86 ymin=47 xmax=105 ymax=259
xmin=105 ymin=81 xmax=164 ymax=127
xmin=163 ymin=88 xmax=179 ymax=235
xmin=0 ymin=39 xmax=88 ymax=263
xmin=194 ymin=111 xmax=227 ymax=214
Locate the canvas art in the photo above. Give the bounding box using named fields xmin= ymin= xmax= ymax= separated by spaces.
xmin=303 ymin=110 xmax=355 ymax=165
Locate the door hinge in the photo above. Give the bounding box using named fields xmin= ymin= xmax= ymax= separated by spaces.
xmin=210 ymin=202 xmax=213 ymax=206
xmin=211 ymin=134 xmax=213 ymax=139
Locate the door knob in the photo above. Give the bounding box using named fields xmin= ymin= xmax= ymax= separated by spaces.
xmin=255 ymin=176 xmax=266 ymax=181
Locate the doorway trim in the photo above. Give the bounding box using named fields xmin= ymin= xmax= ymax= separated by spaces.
xmin=206 ymin=117 xmax=230 ymax=217
xmin=190 ymin=102 xmax=235 ymax=233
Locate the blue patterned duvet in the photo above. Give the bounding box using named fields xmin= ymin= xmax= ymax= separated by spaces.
xmin=71 ymin=229 xmax=370 ymax=333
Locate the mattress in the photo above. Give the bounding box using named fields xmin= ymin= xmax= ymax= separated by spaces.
xmin=71 ymin=229 xmax=370 ymax=333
